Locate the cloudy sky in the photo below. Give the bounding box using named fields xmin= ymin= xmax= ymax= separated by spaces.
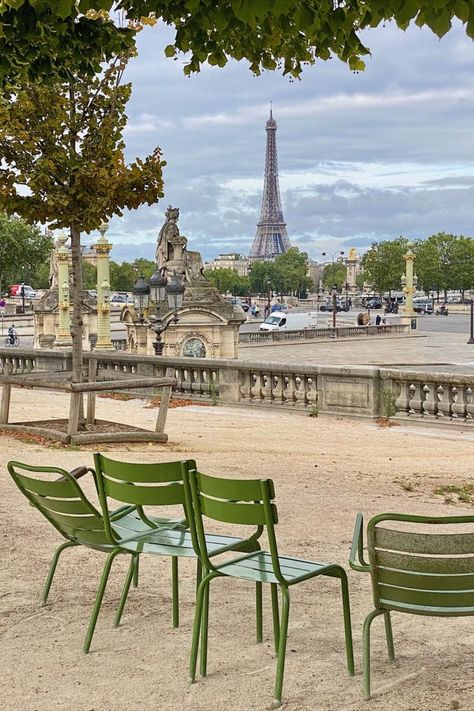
xmin=98 ymin=19 xmax=474 ymax=265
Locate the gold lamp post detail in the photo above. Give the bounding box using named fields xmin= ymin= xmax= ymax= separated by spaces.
xmin=94 ymin=221 xmax=114 ymax=351
xmin=55 ymin=242 xmax=72 ymax=346
xmin=401 ymin=240 xmax=418 ymax=328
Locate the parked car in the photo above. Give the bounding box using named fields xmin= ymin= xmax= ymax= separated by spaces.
xmin=226 ymin=297 xmax=249 ymax=312
xmin=111 ymin=293 xmax=132 ymax=304
xmin=9 ymin=284 xmax=36 ymax=298
xmin=413 ymin=299 xmax=434 ymax=315
xmin=367 ymin=297 xmax=382 ymax=309
xmin=320 ymin=301 xmax=342 ymax=312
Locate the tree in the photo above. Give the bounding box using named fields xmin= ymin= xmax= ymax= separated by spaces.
xmin=415 ymin=233 xmax=474 ymax=298
xmin=322 ymin=263 xmax=346 ymax=292
xmin=0 ymin=55 xmax=165 ymax=382
xmin=0 ymin=213 xmax=52 ymax=292
xmin=362 ymin=237 xmax=409 ymax=294
xmin=0 ymin=2 xmax=471 ymax=86
xmin=82 ymin=261 xmax=97 ymax=290
xmin=249 ymin=260 xmax=276 ymax=295
xmin=273 ymin=248 xmax=312 ymax=297
xmin=204 ymin=268 xmax=249 ymax=296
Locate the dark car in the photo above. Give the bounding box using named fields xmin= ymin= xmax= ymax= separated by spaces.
xmin=367 ymin=298 xmax=382 ymax=309
xmin=320 ymin=301 xmax=342 ymax=312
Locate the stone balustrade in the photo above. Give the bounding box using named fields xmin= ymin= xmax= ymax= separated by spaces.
xmin=1 ymin=347 xmax=474 ymax=426
xmin=240 ymin=323 xmax=409 ymax=344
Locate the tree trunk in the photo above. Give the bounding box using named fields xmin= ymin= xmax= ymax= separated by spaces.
xmin=70 ymin=223 xmax=83 ymax=384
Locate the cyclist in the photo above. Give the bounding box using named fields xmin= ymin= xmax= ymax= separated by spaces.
xmin=8 ymin=324 xmax=17 ymax=345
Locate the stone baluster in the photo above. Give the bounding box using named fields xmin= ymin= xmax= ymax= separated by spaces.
xmin=421 ymin=382 xmax=437 ymax=419
xmin=294 ymin=376 xmax=307 ymax=407
xmin=272 ymin=373 xmax=284 ymax=404
xmin=282 ymin=374 xmax=297 ymax=406
xmin=451 ymin=386 xmax=467 ymax=420
xmin=250 ymin=371 xmax=263 ymax=401
xmin=239 ymin=370 xmax=252 ymax=401
xmin=436 ymin=384 xmax=452 ymax=419
xmin=260 ymin=372 xmax=272 ymax=403
xmin=394 ymin=380 xmax=410 ymax=417
xmin=408 ymin=382 xmax=423 ymax=416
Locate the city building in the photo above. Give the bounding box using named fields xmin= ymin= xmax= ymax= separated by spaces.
xmin=205 ymin=253 xmax=250 ymax=276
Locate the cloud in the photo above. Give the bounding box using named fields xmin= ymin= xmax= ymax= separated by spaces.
xmin=100 ymin=19 xmax=474 ymax=263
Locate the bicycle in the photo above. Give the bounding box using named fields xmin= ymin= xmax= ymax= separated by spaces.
xmin=4 ymin=335 xmax=20 ymax=346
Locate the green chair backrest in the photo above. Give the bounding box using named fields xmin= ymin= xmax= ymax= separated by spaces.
xmin=93 ymin=453 xmax=196 ymax=540
xmin=184 ymin=467 xmax=279 ymax=576
xmin=367 ymin=513 xmax=474 ymax=616
xmin=7 ymin=461 xmax=109 ymax=549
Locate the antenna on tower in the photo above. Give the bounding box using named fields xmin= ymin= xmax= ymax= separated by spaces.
xmin=270 ymin=101 xmax=273 ymax=119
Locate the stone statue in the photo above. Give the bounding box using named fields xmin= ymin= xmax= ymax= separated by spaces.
xmin=48 ymin=233 xmax=67 ymax=289
xmin=156 ymin=206 xmax=205 ymax=283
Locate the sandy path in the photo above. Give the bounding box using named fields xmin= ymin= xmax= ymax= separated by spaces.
xmin=1 ymin=388 xmax=474 ymax=710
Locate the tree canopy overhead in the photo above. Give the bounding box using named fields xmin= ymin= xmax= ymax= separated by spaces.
xmin=0 ymin=1 xmax=472 ymax=84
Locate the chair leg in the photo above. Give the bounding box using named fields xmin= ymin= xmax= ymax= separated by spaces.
xmin=133 ymin=556 xmax=139 ymax=588
xmin=114 ymin=555 xmax=137 ymax=628
xmin=274 ymin=586 xmax=290 ymax=708
xmin=41 ymin=541 xmax=78 ymax=606
xmin=83 ymin=550 xmax=122 ymax=654
xmin=383 ymin=611 xmax=395 ymax=661
xmin=189 ymin=571 xmax=217 ymax=683
xmin=171 ymin=556 xmax=179 ymax=628
xmin=200 ymin=575 xmax=210 ymax=677
xmin=337 ymin=567 xmax=355 ymax=677
xmin=271 ymin=583 xmax=280 ymax=653
xmin=196 ymin=558 xmax=202 ymax=598
xmin=362 ymin=609 xmax=384 ymax=700
xmin=256 ymin=581 xmax=263 ymax=643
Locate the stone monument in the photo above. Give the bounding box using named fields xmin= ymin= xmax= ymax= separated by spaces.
xmin=34 ymin=233 xmax=98 ymax=349
xmin=123 ymin=206 xmax=246 ymax=358
xmin=345 ymin=247 xmax=359 ymax=293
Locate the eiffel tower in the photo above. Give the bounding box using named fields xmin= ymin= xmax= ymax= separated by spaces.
xmin=249 ymin=106 xmax=291 ymax=259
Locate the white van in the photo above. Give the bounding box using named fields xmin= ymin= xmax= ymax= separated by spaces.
xmin=259 ymin=311 xmax=318 ymax=332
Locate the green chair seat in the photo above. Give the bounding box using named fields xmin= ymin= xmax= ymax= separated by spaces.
xmin=214 ymin=551 xmax=340 ymax=585
xmin=117 ymin=525 xmax=254 ymax=558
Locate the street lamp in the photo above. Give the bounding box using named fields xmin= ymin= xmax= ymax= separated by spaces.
xmin=149 ymin=269 xmax=167 ymax=304
xmin=132 ymin=273 xmax=150 ymax=315
xmin=20 ymin=283 xmax=25 ymax=314
xmin=331 ymin=283 xmax=338 ymax=329
xmin=266 ymin=277 xmax=272 ymax=317
xmin=321 ymin=250 xmax=344 ymax=295
xmin=133 ymin=271 xmax=185 ymax=355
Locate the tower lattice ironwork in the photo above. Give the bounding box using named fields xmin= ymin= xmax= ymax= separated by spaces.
xmin=249 ymin=107 xmax=291 ymax=259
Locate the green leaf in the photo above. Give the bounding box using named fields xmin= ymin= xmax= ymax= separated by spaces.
xmin=453 ymin=0 xmax=470 ymax=22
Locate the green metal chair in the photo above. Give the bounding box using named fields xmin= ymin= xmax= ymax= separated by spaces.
xmin=183 ymin=467 xmax=354 ymax=708
xmin=8 ymin=457 xmax=263 ymax=655
xmin=350 ymin=512 xmax=474 ymax=699
xmin=93 ymin=453 xmax=263 ymax=633
xmin=7 ymin=460 xmax=160 ymax=654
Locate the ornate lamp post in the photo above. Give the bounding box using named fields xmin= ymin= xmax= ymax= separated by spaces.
xmin=55 ymin=243 xmax=72 ymax=346
xmin=94 ymin=221 xmax=114 ymax=351
xmin=401 ymin=241 xmax=417 ymax=327
xmin=132 ymin=271 xmax=184 ymax=356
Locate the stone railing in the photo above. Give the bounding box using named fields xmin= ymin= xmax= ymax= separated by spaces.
xmin=240 ymin=323 xmax=409 ymax=344
xmin=380 ymin=368 xmax=474 ymax=425
xmin=1 ymin=348 xmax=474 ymax=425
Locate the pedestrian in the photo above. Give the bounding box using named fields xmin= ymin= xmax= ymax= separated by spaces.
xmin=264 ymin=303 xmax=270 ymax=318
xmin=375 ymin=314 xmax=382 ymax=326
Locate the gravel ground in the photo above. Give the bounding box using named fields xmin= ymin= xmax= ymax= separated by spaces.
xmin=1 ymin=387 xmax=474 ymax=711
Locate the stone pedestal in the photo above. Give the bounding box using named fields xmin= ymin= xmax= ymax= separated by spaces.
xmin=345 ymin=248 xmax=359 ymax=293
xmin=34 ymin=290 xmax=98 ymax=349
xmin=123 ymin=281 xmax=245 ymax=358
